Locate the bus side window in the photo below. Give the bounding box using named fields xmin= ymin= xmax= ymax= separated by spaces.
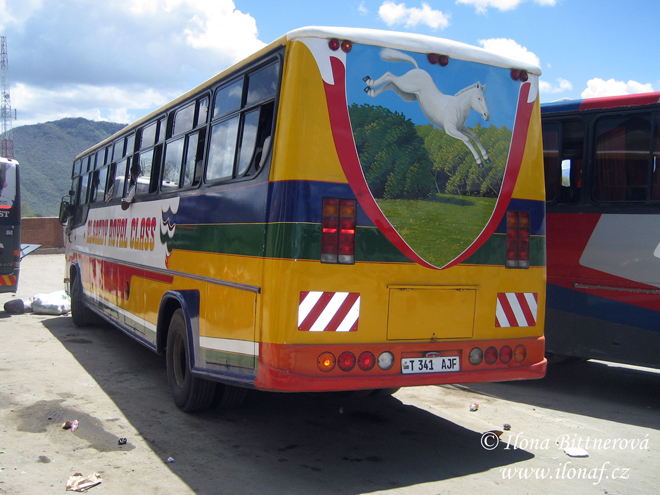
xmin=594 ymin=115 xmax=652 ymax=202
xmin=181 ymin=130 xmax=205 ymax=187
xmin=559 ymin=119 xmax=584 ymax=204
xmin=162 ymin=137 xmax=184 ymax=189
xmin=113 ymin=159 xmax=128 ymax=199
xmin=652 ymin=116 xmax=660 ymax=200
xmin=237 ymin=102 xmax=274 ymax=176
xmin=137 ymin=149 xmax=154 ymax=194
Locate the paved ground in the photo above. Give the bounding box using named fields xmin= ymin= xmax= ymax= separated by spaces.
xmin=1 ymin=254 xmax=658 ymax=494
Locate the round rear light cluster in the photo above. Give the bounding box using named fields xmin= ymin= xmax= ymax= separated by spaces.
xmin=511 ymin=69 xmax=529 ymax=82
xmin=468 ymin=344 xmax=527 ymax=366
xmin=427 ymin=53 xmax=449 ymax=66
xmin=328 ymin=39 xmax=353 ymax=53
xmin=317 ymin=350 xmax=395 ymax=372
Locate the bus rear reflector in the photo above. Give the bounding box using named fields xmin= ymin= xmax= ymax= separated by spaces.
xmin=506 ymin=210 xmax=530 ymax=269
xmin=338 ymin=351 xmax=356 ymax=372
xmin=322 ymin=197 xmax=356 ymax=264
xmin=317 ymin=352 xmax=336 ymax=372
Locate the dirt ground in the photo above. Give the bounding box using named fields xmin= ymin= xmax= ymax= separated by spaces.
xmin=1 ymin=254 xmax=658 ymax=494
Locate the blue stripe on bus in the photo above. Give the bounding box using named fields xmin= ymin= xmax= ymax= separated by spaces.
xmin=172 ymin=180 xmax=375 ymax=226
xmin=547 ymin=283 xmax=660 ymax=334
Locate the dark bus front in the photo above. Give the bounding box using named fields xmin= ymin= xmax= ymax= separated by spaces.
xmin=0 ymin=157 xmax=20 ymax=293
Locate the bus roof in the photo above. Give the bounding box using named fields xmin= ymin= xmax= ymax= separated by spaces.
xmin=287 ymin=26 xmax=541 ymax=74
xmin=541 ymin=92 xmax=660 ymax=115
xmin=77 ymin=26 xmax=542 ymax=160
xmin=0 ymin=157 xmax=18 ymax=165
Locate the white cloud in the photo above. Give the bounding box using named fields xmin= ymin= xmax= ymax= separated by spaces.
xmin=378 ymin=1 xmax=450 ymax=29
xmin=12 ymin=82 xmax=172 ymax=127
xmin=539 ymin=77 xmax=572 ymax=94
xmin=3 ymin=0 xmax=265 ymax=127
xmin=478 ymin=38 xmax=540 ymax=67
xmin=581 ymin=78 xmax=655 ymax=98
xmin=0 ymin=0 xmax=43 ymax=31
xmin=457 ymin=0 xmax=556 ymax=14
xmin=358 ymin=2 xmax=369 ymax=14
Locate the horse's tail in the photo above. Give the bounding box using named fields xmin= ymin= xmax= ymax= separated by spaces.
xmin=380 ymin=48 xmax=418 ymax=68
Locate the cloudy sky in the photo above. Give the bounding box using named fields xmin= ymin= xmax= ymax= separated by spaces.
xmin=1 ymin=0 xmax=658 ymax=128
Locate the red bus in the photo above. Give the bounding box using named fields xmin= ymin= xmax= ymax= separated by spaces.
xmin=542 ymin=92 xmax=660 ymax=368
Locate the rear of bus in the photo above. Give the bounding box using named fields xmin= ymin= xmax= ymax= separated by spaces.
xmin=255 ymin=28 xmax=547 ymax=392
xmin=0 ymin=157 xmax=19 ymax=293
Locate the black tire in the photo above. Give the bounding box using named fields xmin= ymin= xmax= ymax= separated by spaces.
xmin=70 ymin=275 xmax=92 ymax=327
xmin=166 ymin=309 xmax=216 ymax=412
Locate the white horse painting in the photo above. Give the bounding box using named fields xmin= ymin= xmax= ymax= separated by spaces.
xmin=363 ymin=48 xmax=491 ymax=167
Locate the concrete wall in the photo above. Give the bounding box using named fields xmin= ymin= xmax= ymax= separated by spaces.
xmin=21 ymin=217 xmax=64 ymax=250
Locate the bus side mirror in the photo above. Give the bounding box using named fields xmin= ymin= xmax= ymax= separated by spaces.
xmin=59 ymin=196 xmax=73 ymax=225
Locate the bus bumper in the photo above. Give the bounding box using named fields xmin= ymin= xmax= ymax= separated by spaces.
xmin=255 ymin=337 xmax=547 ymax=392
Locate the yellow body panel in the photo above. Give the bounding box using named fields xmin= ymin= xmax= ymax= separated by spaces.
xmin=511 ymin=98 xmax=545 ymax=201
xmin=270 ymin=40 xmax=348 ymax=184
xmin=260 ymin=257 xmax=545 ymax=345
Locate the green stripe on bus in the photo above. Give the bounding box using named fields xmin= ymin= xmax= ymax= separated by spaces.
xmin=201 ymin=348 xmax=257 ymax=369
xmin=461 ymin=234 xmax=545 ymax=267
xmin=164 ymin=222 xmax=545 ymax=266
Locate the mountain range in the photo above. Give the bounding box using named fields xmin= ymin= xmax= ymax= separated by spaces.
xmin=12 ymin=118 xmax=126 ymax=217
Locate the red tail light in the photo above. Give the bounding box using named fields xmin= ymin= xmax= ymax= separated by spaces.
xmin=322 ymin=197 xmax=356 ymax=264
xmin=506 ymin=211 xmax=530 ymax=269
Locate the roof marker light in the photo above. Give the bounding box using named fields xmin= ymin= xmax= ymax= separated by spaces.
xmin=341 ymin=40 xmax=352 ymax=53
xmin=328 ymin=39 xmax=340 ymax=51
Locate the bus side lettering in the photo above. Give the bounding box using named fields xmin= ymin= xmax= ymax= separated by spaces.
xmin=130 ymin=217 xmax=156 ymax=251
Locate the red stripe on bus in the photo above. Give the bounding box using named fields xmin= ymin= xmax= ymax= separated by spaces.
xmin=298 ymin=291 xmax=335 ymax=331
xmin=498 ymin=293 xmax=519 ymax=327
xmin=323 ymin=292 xmax=360 ymax=332
xmin=516 ymin=292 xmax=536 ymax=326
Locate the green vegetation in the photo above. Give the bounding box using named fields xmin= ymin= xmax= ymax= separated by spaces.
xmin=349 ymin=103 xmax=434 ymax=200
xmin=13 ymin=118 xmax=125 ymax=217
xmin=377 ymin=194 xmax=496 ymax=267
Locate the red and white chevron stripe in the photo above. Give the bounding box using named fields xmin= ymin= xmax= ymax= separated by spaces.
xmin=496 ymin=292 xmax=538 ymax=327
xmin=298 ymin=291 xmax=360 ymax=332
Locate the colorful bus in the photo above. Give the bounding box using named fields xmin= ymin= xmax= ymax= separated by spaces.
xmin=60 ymin=27 xmax=546 ymax=411
xmin=542 ymin=92 xmax=660 ymax=368
xmin=0 ymin=156 xmax=20 ymax=293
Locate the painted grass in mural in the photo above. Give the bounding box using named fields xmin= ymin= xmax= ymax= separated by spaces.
xmin=377 ymin=194 xmax=496 ymax=267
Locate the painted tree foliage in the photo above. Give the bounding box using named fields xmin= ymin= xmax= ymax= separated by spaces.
xmin=349 ymin=103 xmax=434 ymax=200
xmin=350 ymin=104 xmax=513 ymax=199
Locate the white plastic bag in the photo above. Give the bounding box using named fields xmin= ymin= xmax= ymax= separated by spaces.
xmin=31 ymin=291 xmax=71 ymax=315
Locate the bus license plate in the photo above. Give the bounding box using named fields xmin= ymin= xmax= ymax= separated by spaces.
xmin=401 ymin=356 xmax=460 ymax=374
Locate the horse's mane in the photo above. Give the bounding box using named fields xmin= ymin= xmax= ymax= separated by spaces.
xmin=454 ymin=83 xmax=481 ymax=96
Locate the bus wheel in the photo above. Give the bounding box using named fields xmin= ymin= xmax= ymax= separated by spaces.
xmin=70 ymin=275 xmax=93 ymax=327
xmin=166 ymin=309 xmax=216 ymax=412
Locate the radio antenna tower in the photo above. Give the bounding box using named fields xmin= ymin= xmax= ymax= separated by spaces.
xmin=1 ymin=36 xmax=14 ymax=159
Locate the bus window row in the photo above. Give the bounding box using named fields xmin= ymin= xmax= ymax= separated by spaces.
xmin=543 ymin=111 xmax=660 ymax=204
xmin=69 ymin=58 xmax=280 ymax=214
